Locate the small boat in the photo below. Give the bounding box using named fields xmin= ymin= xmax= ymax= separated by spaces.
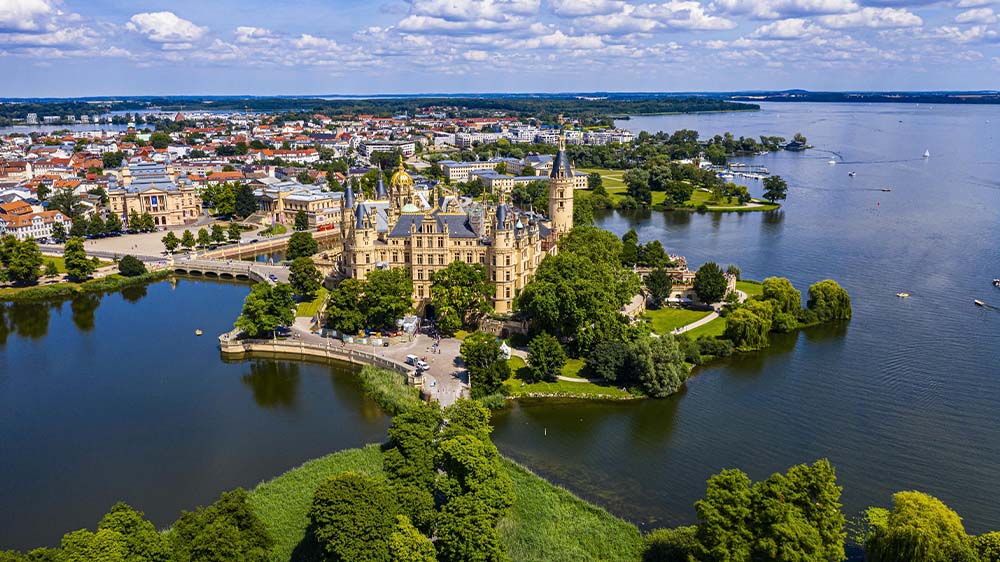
xmin=896 ymin=293 xmax=910 ymax=298
xmin=828 ymin=159 xmax=837 ymax=164
xmin=923 ymin=150 xmax=930 ymax=158
xmin=993 ymin=278 xmax=1000 ymax=288
xmin=848 ymin=172 xmax=856 ymax=177
xmin=881 ymin=188 xmax=892 ymax=192
xmin=195 ymin=329 xmax=203 ymax=336
xmin=974 ymin=300 xmax=985 ymax=307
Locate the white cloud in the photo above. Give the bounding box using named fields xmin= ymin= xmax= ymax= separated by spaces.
xmin=574 ymin=1 xmax=735 ymax=33
xmin=954 ymin=7 xmax=998 ymax=23
xmin=751 ymin=17 xmax=830 ymax=38
xmin=712 ymin=0 xmax=858 ymax=19
xmin=0 ymin=25 xmax=97 ymax=48
xmin=234 ymin=26 xmax=276 ymax=44
xmin=549 ymin=0 xmax=624 ymax=16
xmin=126 ymin=12 xmax=207 ymax=45
xmin=463 ymin=49 xmax=490 ymax=60
xmin=819 ymin=7 xmax=922 ymax=28
xmin=932 ymin=23 xmax=999 ymax=42
xmin=0 ymin=0 xmax=59 ymax=32
xmin=954 ymin=0 xmax=994 ymax=8
xmin=408 ymin=0 xmax=539 ymax=21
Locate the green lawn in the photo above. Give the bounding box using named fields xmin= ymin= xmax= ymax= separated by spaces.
xmin=295 ymin=287 xmax=328 ymax=317
xmin=504 ymin=357 xmax=634 ymax=400
xmin=683 ymin=316 xmax=727 ymax=339
xmin=577 ymin=167 xmax=626 ymax=189
xmin=247 ymin=445 xmax=644 ymax=562
xmin=736 ymin=280 xmax=763 ymax=297
xmin=40 ymin=255 xmax=113 ymax=274
xmin=645 ymin=308 xmax=712 ymax=335
xmin=602 ymin=185 xmax=778 ymax=212
xmin=259 ymin=224 xmax=288 ymax=236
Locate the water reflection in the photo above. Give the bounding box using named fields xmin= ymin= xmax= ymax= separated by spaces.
xmin=240 ymin=359 xmax=301 ymax=410
xmin=8 ymin=303 xmax=50 ymax=339
xmin=70 ymin=294 xmax=101 ymax=332
xmin=120 ymin=285 xmax=148 ymax=303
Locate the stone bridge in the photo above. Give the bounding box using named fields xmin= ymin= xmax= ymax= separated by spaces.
xmin=170 ymin=258 xmax=289 ymax=284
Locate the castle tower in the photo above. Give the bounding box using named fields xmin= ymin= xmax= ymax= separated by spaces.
xmin=492 ymin=205 xmax=517 ymax=314
xmin=548 ymin=132 xmax=574 ymax=237
xmin=345 ymin=204 xmax=375 ymax=280
xmin=390 ymin=155 xmax=415 ymax=211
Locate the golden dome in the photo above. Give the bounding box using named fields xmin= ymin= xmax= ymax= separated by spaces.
xmin=390 ymin=155 xmax=413 ymax=189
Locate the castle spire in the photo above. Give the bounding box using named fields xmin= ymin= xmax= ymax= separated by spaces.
xmin=375 ymin=164 xmax=388 ymax=199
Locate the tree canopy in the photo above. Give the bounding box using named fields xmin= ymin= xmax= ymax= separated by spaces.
xmin=693 ymin=262 xmax=727 ymax=304
xmin=460 ymin=331 xmax=510 ymax=398
xmin=234 ymin=282 xmax=296 ymax=337
xmin=430 ymin=261 xmax=493 ymax=336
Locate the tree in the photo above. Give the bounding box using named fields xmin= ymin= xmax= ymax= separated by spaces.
xmin=694 ymin=262 xmax=727 ymax=304
xmin=362 ymin=268 xmax=413 ymax=330
xmin=725 ymin=301 xmax=774 ymax=351
xmin=587 ymin=172 xmax=603 ymax=190
xmin=139 ymin=212 xmax=155 ymax=232
xmin=624 ymin=168 xmax=652 ymax=206
xmin=228 ymin=222 xmax=242 ymax=242
xmin=61 ymin=502 xmax=172 ymax=562
xmin=197 ymin=228 xmax=212 ymax=248
xmin=762 ymin=175 xmax=788 ymax=204
xmin=128 ymin=210 xmax=142 ymax=232
xmin=235 ymin=184 xmax=257 ymax=219
xmin=644 ymin=526 xmax=698 ymax=562
xmin=289 ymin=257 xmax=322 ymax=298
xmin=388 ymin=516 xmax=436 ymax=562
xmin=207 ymin=224 xmax=224 ymax=245
xmin=4 ymin=237 xmax=43 ymax=285
xmin=309 ymin=472 xmax=398 ymax=562
xmin=559 ymin=226 xmax=624 ymax=269
xmin=460 ymin=331 xmax=510 ymax=398
xmin=861 ymin=491 xmax=974 ymax=562
xmin=181 ymin=230 xmax=196 ymax=251
xmin=976 ymin=532 xmax=1000 ymax=562
xmin=526 ymin=332 xmax=567 ymax=382
xmin=149 ymin=132 xmax=171 ymax=149
xmin=36 ymin=184 xmax=50 ymax=201
xmin=51 ymin=222 xmax=66 ymax=243
xmin=325 ymin=279 xmax=366 ymax=335
xmin=87 ymin=214 xmax=105 ymax=238
xmin=586 ymin=340 xmax=630 ymax=382
xmin=636 ymin=335 xmax=688 ymax=397
xmin=117 ymin=255 xmax=146 ymax=277
xmin=102 ymin=151 xmax=125 ymax=168
xmin=761 ymin=277 xmax=801 ymax=315
xmin=807 ymin=280 xmax=852 ymax=322
xmin=521 ymin=164 xmax=536 ymax=176
xmin=69 ymin=216 xmax=88 ymax=238
xmin=384 ymin=403 xmax=443 ymax=490
xmin=50 ymin=187 xmax=87 ymax=219
xmin=162 ymin=231 xmax=180 ymax=253
xmin=573 ymin=200 xmax=594 ymax=226
xmin=64 ymin=237 xmax=94 ymax=281
xmin=430 ymin=261 xmax=493 ymax=336
xmin=695 ymin=469 xmax=754 ymax=562
xmin=622 ymin=229 xmax=639 ymax=266
xmin=286 ymin=231 xmax=318 ymax=260
xmin=105 ymin=212 xmax=122 ymax=234
xmin=44 ymin=261 xmax=59 ymax=277
xmin=435 ymin=494 xmax=508 ymax=562
xmin=726 ymin=264 xmax=741 ymax=281
xmin=294 ymin=210 xmax=309 ymax=231
xmin=234 ymin=282 xmax=296 ymax=337
xmin=646 ymin=268 xmax=674 ymax=308
xmin=169 ymin=488 xmax=273 ymax=562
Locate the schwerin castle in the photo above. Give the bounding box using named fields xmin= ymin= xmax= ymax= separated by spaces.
xmin=341 ymin=137 xmax=575 ymax=315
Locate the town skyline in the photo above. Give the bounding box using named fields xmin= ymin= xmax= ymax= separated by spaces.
xmin=3 ymin=0 xmax=1000 ymax=97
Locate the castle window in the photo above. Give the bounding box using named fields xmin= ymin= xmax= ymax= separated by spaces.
xmin=418 ymin=286 xmax=424 ymax=298
xmin=366 ymin=254 xmax=370 ymax=264
xmin=438 ymin=255 xmax=444 ymax=265
xmin=416 ymin=238 xmax=422 ymax=248
xmin=417 ymin=270 xmax=423 ymax=281
xmin=506 ymin=287 xmax=511 ymax=299
xmin=466 ymin=252 xmax=472 ymax=263
xmin=438 ymin=238 xmax=444 ymax=248
xmin=505 ymin=255 xmax=510 ymax=266
xmin=417 ymin=255 xmax=423 ymax=265
xmin=505 ymin=271 xmax=510 ymax=281
xmin=392 ymin=252 xmax=398 ymax=262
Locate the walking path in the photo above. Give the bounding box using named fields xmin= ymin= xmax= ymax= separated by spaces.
xmin=672 ymin=311 xmax=719 ymax=334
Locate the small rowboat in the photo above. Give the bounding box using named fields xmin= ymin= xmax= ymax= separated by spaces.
xmin=974 ymin=300 xmax=985 ymax=307
xmin=896 ymin=293 xmax=910 ymax=298
xmin=195 ymin=329 xmax=204 ymax=336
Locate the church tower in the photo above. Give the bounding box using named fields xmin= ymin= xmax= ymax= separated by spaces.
xmin=548 ymin=132 xmax=574 ymax=237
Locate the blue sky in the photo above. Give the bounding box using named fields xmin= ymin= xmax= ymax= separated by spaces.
xmin=2 ymin=0 xmax=999 ymax=96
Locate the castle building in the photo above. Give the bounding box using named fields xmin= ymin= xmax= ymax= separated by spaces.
xmin=340 ymin=135 xmax=575 ymax=315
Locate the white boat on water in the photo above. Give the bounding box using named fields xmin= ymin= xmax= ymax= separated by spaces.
xmin=828 ymin=159 xmax=837 ymax=165
xmin=923 ymin=150 xmax=930 ymax=158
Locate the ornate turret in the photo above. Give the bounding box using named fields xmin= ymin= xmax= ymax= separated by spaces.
xmin=344 ymin=185 xmax=355 ymax=209
xmin=375 ymin=166 xmax=388 ymax=200
xmin=548 ymin=131 xmax=574 ymax=237
xmin=390 ymin=155 xmax=415 ymax=212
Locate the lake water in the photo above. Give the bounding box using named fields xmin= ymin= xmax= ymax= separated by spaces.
xmin=2 ymin=102 xmax=1000 ymax=550
xmin=492 ymin=103 xmax=1000 ymax=533
xmin=0 ymin=279 xmax=390 ymax=550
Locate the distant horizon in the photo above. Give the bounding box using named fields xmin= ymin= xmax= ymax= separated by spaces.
xmin=4 ymin=89 xmax=1000 ymax=102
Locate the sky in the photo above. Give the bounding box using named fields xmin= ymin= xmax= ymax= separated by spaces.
xmin=1 ymin=0 xmax=999 ymax=97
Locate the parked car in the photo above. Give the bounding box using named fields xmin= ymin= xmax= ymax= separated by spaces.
xmin=416 ymin=360 xmax=430 ymax=371
xmin=268 ymin=274 xmax=278 ymax=281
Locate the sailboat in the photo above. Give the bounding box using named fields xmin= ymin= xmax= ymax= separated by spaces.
xmin=923 ymin=149 xmax=930 ymax=158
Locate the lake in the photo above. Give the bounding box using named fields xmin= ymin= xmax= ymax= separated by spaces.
xmin=0 ymin=279 xmax=390 ymax=550
xmin=492 ymin=102 xmax=1000 ymax=533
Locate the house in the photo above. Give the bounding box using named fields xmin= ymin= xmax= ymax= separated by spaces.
xmin=0 ymin=209 xmax=70 ymax=241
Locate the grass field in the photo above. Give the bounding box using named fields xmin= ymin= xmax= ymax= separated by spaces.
xmin=577 ymin=167 xmax=626 ymax=188
xmin=247 ymin=445 xmax=645 ymax=562
xmin=39 ymin=255 xmax=113 ymax=274
xmin=295 ymin=287 xmax=328 ymax=317
xmin=736 ymin=280 xmax=763 ymax=297
xmin=599 ymin=184 xmax=778 ymax=212
xmin=683 ymin=316 xmax=727 ymax=339
xmin=645 ymin=308 xmax=712 ymax=335
xmin=504 ymin=356 xmax=634 ymax=400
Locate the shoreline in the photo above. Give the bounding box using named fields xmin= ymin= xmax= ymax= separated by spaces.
xmin=0 ymin=270 xmax=171 ymax=302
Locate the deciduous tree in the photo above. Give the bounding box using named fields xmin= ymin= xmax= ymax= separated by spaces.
xmin=526 ymin=332 xmax=567 ymax=382
xmin=63 ymin=237 xmax=94 ymax=282
xmin=694 ymin=262 xmax=727 ymax=304
xmin=288 ymin=257 xmax=322 ymax=298
xmin=286 ymin=231 xmax=318 ymax=260
xmin=460 ymin=331 xmax=510 ymax=397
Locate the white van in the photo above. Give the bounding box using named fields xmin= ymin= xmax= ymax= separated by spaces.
xmin=416 ymin=360 xmax=430 ymax=371
xmin=405 ymin=355 xmax=419 ymax=366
